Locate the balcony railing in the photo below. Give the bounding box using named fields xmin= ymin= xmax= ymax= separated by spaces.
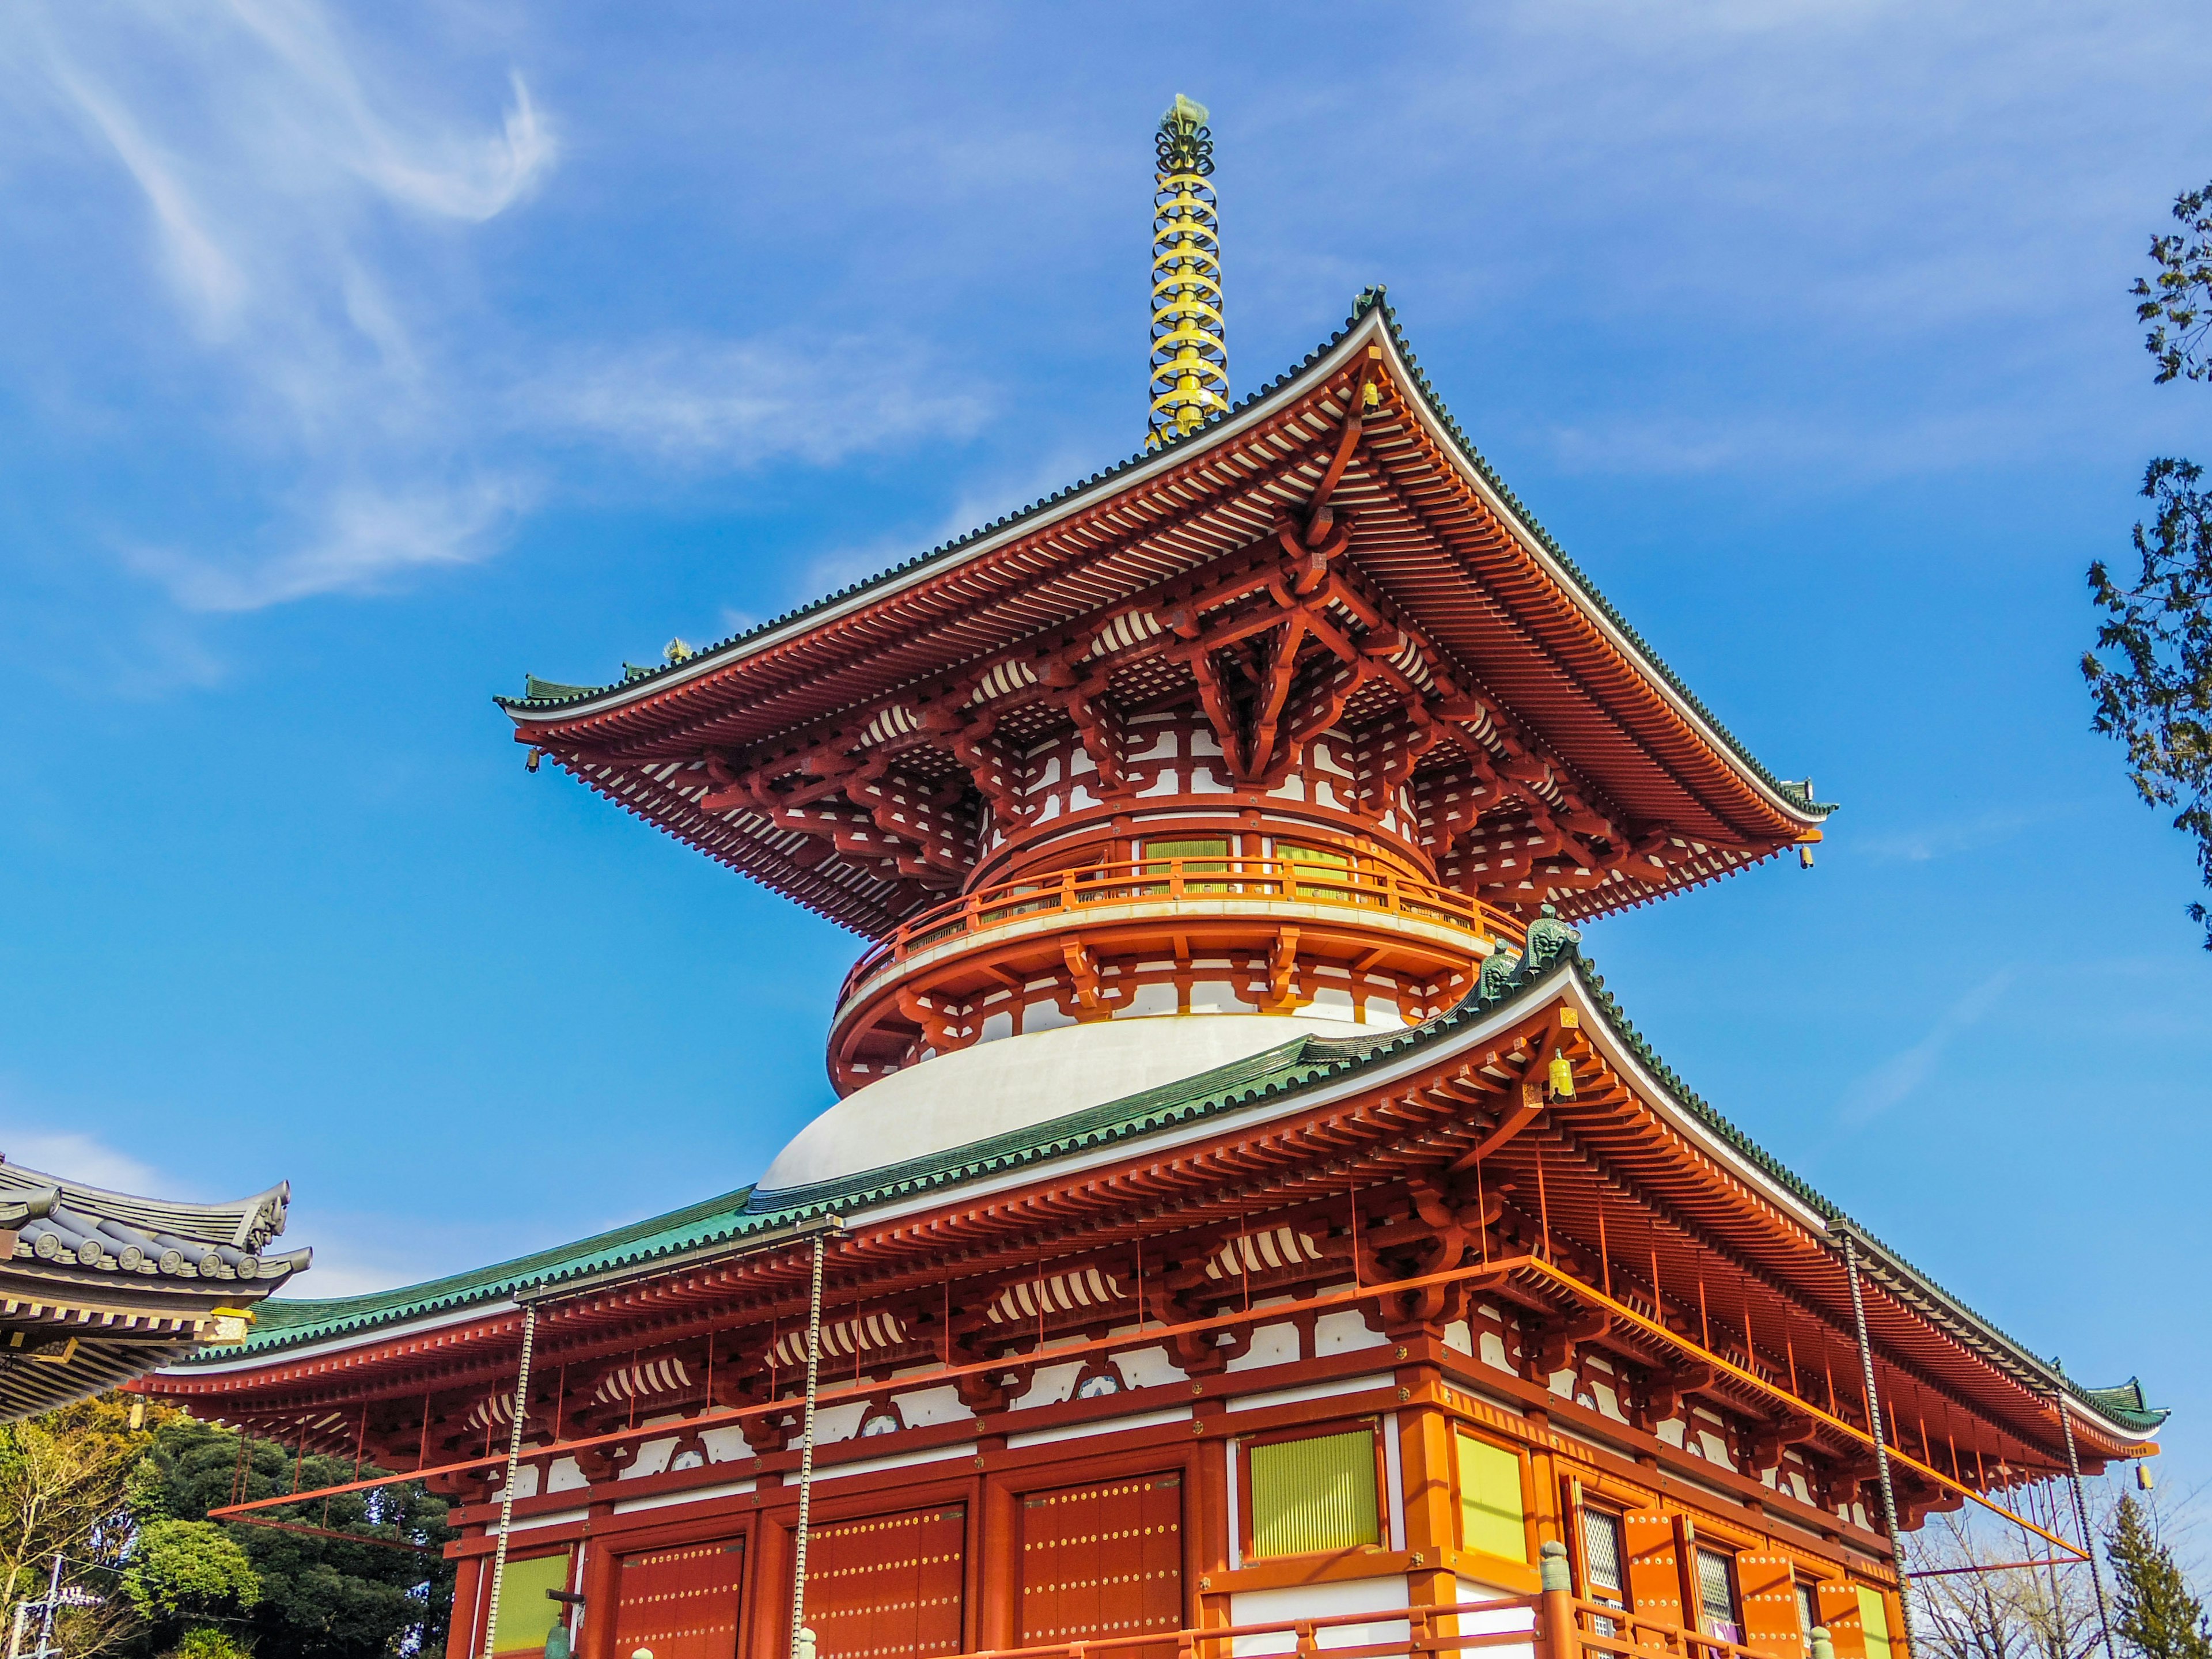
xmin=926 ymin=1567 xmax=1825 ymax=1659
xmin=839 ymin=857 xmax=1500 ymax=1008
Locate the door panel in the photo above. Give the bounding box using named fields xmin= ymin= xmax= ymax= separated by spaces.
xmin=806 ymin=1504 xmax=967 ymax=1659
xmin=1623 ymin=1510 xmax=1684 ymax=1641
xmin=1737 ymin=1554 xmax=1801 ymax=1659
xmin=613 ymin=1539 xmax=745 ymax=1659
xmin=1019 ymin=1474 xmax=1183 ymax=1654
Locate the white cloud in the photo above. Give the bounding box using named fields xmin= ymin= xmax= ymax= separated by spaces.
xmin=530 ymin=336 xmax=985 ymax=470
xmin=1836 ymin=968 xmax=2017 ymax=1128
xmin=129 ymin=475 xmax=528 ymax=613
xmin=0 ymin=2 xmax=556 ymax=611
xmin=0 ymin=1129 xmax=162 ymax=1196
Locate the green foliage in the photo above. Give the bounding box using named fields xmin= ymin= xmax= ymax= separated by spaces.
xmin=122 ymin=1521 xmax=260 ymax=1622
xmin=2134 ymin=181 xmax=2212 ymax=384
xmin=0 ymin=1393 xmax=180 ymax=1658
xmin=2107 ymin=1494 xmax=2212 ymax=1659
xmin=124 ymin=1419 xmax=454 ymax=1659
xmin=164 ymin=1631 xmax=253 ymax=1659
xmin=2090 ymin=179 xmax=2212 ymax=946
xmin=2085 ymin=460 xmax=2212 ymax=948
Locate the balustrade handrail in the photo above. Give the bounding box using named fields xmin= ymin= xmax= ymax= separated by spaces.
xmin=839 ymin=856 xmax=1500 ymax=1006
xmin=947 ymin=1592 xmax=1543 ymax=1659
xmin=1566 ymin=1594 xmax=1812 ymax=1659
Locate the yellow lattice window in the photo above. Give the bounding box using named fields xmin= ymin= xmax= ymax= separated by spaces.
xmin=1277 ymin=843 xmax=1356 ymax=902
xmin=488 ymin=1550 xmax=571 ymax=1657
xmin=1457 ymin=1433 xmax=1527 ymax=1562
xmin=1145 ymin=836 xmax=1230 ymax=893
xmin=1245 ymin=1427 xmax=1380 ymax=1558
xmin=1857 ymin=1588 xmax=1892 ymax=1659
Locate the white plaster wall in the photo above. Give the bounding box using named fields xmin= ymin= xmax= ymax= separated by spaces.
xmin=1230 ymin=1579 xmax=1412 ymax=1656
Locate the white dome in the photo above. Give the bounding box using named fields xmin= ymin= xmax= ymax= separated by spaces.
xmin=757 ymin=1013 xmax=1378 ymax=1196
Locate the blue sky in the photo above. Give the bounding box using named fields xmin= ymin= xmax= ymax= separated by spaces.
xmin=3 ymin=2 xmax=2208 ymax=1503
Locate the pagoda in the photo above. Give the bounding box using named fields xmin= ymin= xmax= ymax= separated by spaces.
xmin=152 ymin=99 xmax=2160 ymax=1659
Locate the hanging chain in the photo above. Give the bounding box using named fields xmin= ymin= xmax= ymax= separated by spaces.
xmin=1842 ymin=1233 xmax=1919 ymax=1657
xmin=789 ymin=1232 xmax=829 ymax=1659
xmin=2056 ymin=1382 xmax=2119 ymax=1659
xmin=479 ymin=1303 xmax=538 ymax=1659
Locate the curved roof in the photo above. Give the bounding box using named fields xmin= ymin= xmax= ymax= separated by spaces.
xmin=500 ymin=294 xmax=1831 ymax=938
xmin=169 ymin=950 xmax=2158 ymax=1458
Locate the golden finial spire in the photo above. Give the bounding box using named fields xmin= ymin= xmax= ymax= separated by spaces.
xmin=1148 ymin=94 xmax=1227 ymax=448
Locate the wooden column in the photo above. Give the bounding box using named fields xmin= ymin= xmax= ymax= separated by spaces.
xmin=577 ymin=1526 xmax=620 ymax=1659
xmin=445 ymin=1554 xmax=483 ymax=1659
xmin=1397 ymin=1392 xmax=1459 ymax=1604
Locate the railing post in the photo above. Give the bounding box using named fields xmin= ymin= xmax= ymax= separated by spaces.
xmin=1170 ymin=857 xmax=1184 ymax=900
xmin=1539 ymin=1540 xmax=1575 ymax=1659
xmin=1809 ymin=1631 xmax=1834 ymax=1659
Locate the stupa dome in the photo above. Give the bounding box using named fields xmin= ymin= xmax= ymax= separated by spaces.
xmin=755 ymin=1012 xmax=1378 ymax=1198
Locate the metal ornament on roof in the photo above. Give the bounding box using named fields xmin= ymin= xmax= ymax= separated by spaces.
xmin=1148 ymin=94 xmax=1226 ymax=448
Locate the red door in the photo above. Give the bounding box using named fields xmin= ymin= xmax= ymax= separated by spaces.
xmin=1019 ymin=1474 xmax=1183 ymax=1655
xmin=805 ymin=1504 xmax=967 ymax=1659
xmin=612 ymin=1538 xmax=745 ymax=1659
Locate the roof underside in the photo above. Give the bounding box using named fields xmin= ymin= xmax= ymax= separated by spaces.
xmin=502 ymin=296 xmax=1827 ymax=938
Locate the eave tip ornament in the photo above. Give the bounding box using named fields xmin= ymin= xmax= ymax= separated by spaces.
xmin=1149 ymin=94 xmax=1227 ymax=449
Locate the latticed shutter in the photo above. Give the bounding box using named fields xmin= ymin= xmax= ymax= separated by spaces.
xmin=1737 ymin=1553 xmax=1801 ymax=1659
xmin=1623 ymin=1512 xmax=1683 ymax=1633
xmin=1456 ymin=1434 xmax=1527 ymax=1562
xmin=488 ymin=1551 xmax=571 ymax=1658
xmin=613 ymin=1540 xmax=745 ymax=1659
xmin=1814 ymin=1582 xmax=1866 ymax=1659
xmin=1696 ymin=1549 xmax=1741 ymax=1645
xmin=1248 ymin=1429 xmax=1380 ymax=1558
xmin=1580 ymin=1509 xmax=1626 ymax=1601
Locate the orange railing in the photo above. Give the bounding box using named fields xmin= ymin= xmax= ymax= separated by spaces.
xmin=1566 ymin=1597 xmax=1802 ymax=1659
xmin=840 ymin=857 xmax=1498 ymax=1006
xmin=948 ymin=1593 xmax=1545 ymax=1659
xmin=931 ymin=1585 xmax=1812 ymax=1659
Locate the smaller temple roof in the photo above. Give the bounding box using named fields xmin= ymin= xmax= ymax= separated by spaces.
xmin=0 ymin=1160 xmax=306 ymax=1421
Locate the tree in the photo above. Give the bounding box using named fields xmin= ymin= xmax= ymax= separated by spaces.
xmin=1908 ymin=1507 xmax=2099 ymax=1659
xmin=2084 ymin=183 xmax=2212 ymax=949
xmin=120 ymin=1521 xmax=259 ymax=1626
xmin=124 ymin=1419 xmax=453 ymax=1659
xmin=0 ymin=1394 xmax=173 ymax=1658
xmin=2107 ymin=1494 xmax=2212 ymax=1659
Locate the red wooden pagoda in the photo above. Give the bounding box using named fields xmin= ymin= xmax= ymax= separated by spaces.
xmin=151 ymin=100 xmax=2159 ymax=1659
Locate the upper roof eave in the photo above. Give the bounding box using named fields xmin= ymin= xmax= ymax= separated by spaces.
xmin=498 ymin=294 xmax=1830 ymax=833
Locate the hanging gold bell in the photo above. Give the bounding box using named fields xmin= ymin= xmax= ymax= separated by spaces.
xmin=1548 ymin=1049 xmax=1575 ymax=1099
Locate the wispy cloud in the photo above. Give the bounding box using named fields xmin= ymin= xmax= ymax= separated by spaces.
xmin=1836 ymin=968 xmax=2017 ymax=1128
xmin=128 ymin=475 xmax=529 ymax=613
xmin=0 ymin=1127 xmax=162 ymax=1196
xmin=793 ymin=447 xmax=1092 ymax=601
xmin=529 ymin=336 xmax=985 ymax=469
xmin=1851 ymin=805 xmax=2075 ymax=866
